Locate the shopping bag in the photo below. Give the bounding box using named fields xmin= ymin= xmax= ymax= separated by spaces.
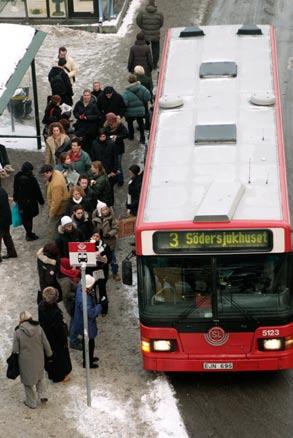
xmin=11 ymin=203 xmax=22 ymax=228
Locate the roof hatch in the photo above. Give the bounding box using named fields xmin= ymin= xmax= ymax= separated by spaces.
xmin=179 ymin=26 xmax=205 ymax=38
xmin=237 ymin=25 xmax=263 ymax=35
xmin=200 ymin=61 xmax=237 ymax=78
xmin=194 ymin=124 xmax=237 ymax=144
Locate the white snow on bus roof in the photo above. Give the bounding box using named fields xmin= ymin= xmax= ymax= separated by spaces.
xmin=0 ymin=24 xmax=35 ymax=98
xmin=144 ymin=25 xmax=283 ymax=223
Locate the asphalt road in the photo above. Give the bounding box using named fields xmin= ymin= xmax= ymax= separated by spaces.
xmin=169 ymin=1 xmax=293 ymax=437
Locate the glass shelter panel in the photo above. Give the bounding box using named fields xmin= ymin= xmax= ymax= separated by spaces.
xmin=27 ymin=0 xmax=48 ymax=17
xmin=0 ymin=70 xmax=38 ymax=150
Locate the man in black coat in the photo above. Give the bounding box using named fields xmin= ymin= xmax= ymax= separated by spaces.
xmin=73 ymin=89 xmax=102 ymax=154
xmin=91 ymin=129 xmax=118 ymax=183
xmin=48 ymin=59 xmax=73 ymax=106
xmin=128 ymin=32 xmax=153 ymax=77
xmin=0 ymin=186 xmax=17 ymax=262
xmin=96 ymin=86 xmax=126 ymax=122
xmin=126 ymin=164 xmax=143 ymax=216
xmin=13 ymin=162 xmax=44 ymax=241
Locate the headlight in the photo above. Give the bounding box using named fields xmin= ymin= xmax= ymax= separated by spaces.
xmin=285 ymin=335 xmax=293 ymax=349
xmin=153 ymin=340 xmax=172 ymax=352
xmin=152 ymin=339 xmax=177 ymax=352
xmin=258 ymin=338 xmax=284 ymax=351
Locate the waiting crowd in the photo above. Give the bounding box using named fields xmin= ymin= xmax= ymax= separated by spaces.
xmin=1 ymin=0 xmax=163 ymax=410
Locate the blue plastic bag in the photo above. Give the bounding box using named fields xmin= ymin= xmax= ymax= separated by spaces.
xmin=11 ymin=203 xmax=22 ymax=228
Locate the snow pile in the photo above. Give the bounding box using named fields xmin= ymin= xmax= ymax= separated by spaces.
xmin=140 ymin=377 xmax=189 ymax=438
xmin=0 ymin=24 xmax=36 ymax=98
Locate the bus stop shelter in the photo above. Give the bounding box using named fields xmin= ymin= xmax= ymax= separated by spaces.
xmin=0 ymin=23 xmax=46 ymax=150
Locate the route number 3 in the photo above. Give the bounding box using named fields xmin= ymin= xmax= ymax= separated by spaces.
xmin=262 ymin=329 xmax=280 ymax=337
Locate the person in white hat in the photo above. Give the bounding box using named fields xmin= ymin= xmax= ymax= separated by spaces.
xmin=55 ymin=215 xmax=84 ymax=258
xmin=72 ymin=275 xmax=107 ymax=368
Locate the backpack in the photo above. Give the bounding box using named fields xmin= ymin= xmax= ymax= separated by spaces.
xmin=50 ymin=71 xmax=66 ymax=96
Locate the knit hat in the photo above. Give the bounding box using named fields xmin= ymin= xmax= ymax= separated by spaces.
xmin=21 ymin=161 xmax=33 ymax=173
xmin=42 ymin=287 xmax=59 ymax=304
xmin=19 ymin=310 xmax=32 ymax=323
xmin=129 ymin=164 xmax=140 ymax=176
xmin=134 ymin=65 xmax=145 ymax=75
xmin=136 ymin=31 xmax=145 ymax=41
xmin=104 ymin=86 xmax=114 ymax=94
xmin=96 ymin=200 xmax=107 ymax=216
xmin=61 ymin=216 xmax=73 ymax=227
xmin=85 ymin=274 xmax=96 ymax=289
xmin=106 ymin=112 xmax=117 ymax=124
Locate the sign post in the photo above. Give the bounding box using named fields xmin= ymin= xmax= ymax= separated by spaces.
xmin=69 ymin=242 xmax=97 ymax=407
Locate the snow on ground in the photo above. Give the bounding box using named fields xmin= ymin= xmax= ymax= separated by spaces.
xmin=0 ymin=1 xmax=211 ymax=436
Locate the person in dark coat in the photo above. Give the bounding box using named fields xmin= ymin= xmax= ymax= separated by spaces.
xmin=13 ymin=162 xmax=44 ymax=241
xmin=127 ymin=164 xmax=144 ymax=216
xmin=91 ymin=129 xmax=118 ymax=190
xmin=42 ymin=95 xmax=62 ymax=125
xmin=48 ymin=59 xmax=73 ymax=106
xmin=136 ymin=0 xmax=164 ymax=69
xmin=65 ymin=185 xmax=91 ymax=217
xmin=104 ymin=113 xmax=128 ymax=186
xmin=73 ymin=89 xmax=102 ymax=154
xmin=0 ymin=186 xmax=17 ymax=262
xmin=87 ymin=229 xmax=111 ymax=302
xmin=72 ymin=205 xmax=94 ymax=240
xmin=128 ymin=31 xmax=153 ymax=77
xmin=96 ymin=86 xmax=126 ymax=122
xmin=73 ymin=274 xmax=107 ymax=368
xmin=78 ymin=175 xmax=97 ymax=212
xmin=55 ymin=215 xmax=84 ymax=257
xmin=38 ymin=287 xmax=72 ymax=383
xmin=91 ymin=81 xmax=103 ymax=100
xmin=37 ymin=242 xmax=62 ymax=302
xmin=88 ymin=161 xmax=114 ymax=207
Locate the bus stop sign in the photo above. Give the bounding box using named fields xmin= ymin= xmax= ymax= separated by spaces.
xmin=69 ymin=242 xmax=96 ymax=267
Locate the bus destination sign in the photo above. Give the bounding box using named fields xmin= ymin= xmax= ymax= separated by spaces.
xmin=153 ymin=230 xmax=273 ymax=253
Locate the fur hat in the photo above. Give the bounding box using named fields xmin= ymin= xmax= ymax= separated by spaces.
xmin=85 ymin=274 xmax=96 ymax=289
xmin=106 ymin=112 xmax=117 ymax=124
xmin=42 ymin=287 xmax=59 ymax=304
xmin=129 ymin=164 xmax=140 ymax=176
xmin=61 ymin=216 xmax=73 ymax=227
xmin=19 ymin=311 xmax=32 ymax=323
xmin=104 ymin=86 xmax=114 ymax=94
xmin=134 ymin=65 xmax=145 ymax=75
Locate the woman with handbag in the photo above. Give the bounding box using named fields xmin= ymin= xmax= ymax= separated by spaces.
xmin=12 ymin=311 xmax=52 ymax=409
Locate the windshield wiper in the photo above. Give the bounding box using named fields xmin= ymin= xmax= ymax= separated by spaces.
xmin=220 ymin=292 xmax=260 ymax=325
xmin=177 ymin=295 xmax=211 ymax=320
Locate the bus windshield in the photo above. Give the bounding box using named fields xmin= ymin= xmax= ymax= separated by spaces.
xmin=138 ymin=254 xmax=293 ymax=323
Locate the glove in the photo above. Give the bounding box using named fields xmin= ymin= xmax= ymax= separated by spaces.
xmin=100 ymin=296 xmax=108 ymax=317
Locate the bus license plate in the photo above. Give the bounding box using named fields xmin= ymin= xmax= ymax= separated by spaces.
xmin=203 ymin=362 xmax=233 ymax=370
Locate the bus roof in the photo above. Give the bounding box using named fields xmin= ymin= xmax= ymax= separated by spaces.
xmin=140 ymin=25 xmax=289 ymax=227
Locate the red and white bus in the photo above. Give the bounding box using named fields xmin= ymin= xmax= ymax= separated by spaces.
xmin=124 ymin=25 xmax=293 ymax=371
